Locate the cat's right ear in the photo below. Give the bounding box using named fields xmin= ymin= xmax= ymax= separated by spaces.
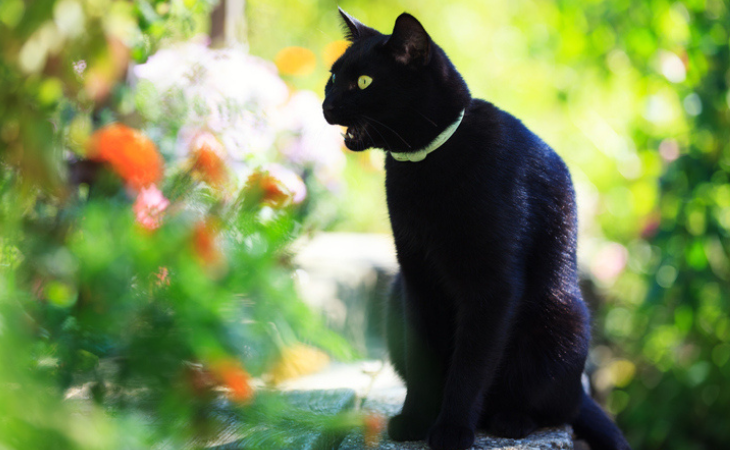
xmin=385 ymin=13 xmax=431 ymax=66
xmin=338 ymin=7 xmax=378 ymax=41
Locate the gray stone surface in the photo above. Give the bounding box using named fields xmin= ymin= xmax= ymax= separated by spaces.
xmin=340 ymin=369 xmax=573 ymax=450
xmin=340 ymin=423 xmax=573 ymax=450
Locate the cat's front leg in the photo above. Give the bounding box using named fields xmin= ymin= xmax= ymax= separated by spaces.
xmin=388 ymin=322 xmax=444 ymax=441
xmin=427 ymin=283 xmax=516 ymax=450
xmin=387 ymin=273 xmax=447 ymax=441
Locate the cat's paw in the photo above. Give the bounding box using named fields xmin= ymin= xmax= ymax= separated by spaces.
xmin=427 ymin=421 xmax=475 ymax=450
xmin=387 ymin=413 xmax=431 ymax=441
xmin=487 ymin=411 xmax=537 ymax=439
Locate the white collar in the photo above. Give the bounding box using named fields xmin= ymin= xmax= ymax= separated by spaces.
xmin=390 ymin=109 xmax=465 ymax=162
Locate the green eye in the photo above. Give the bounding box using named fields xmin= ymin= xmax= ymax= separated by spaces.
xmin=331 ymin=73 xmax=335 ymax=83
xmin=358 ymin=75 xmax=373 ymax=90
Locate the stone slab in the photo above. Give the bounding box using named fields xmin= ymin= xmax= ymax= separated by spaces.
xmin=340 ymin=386 xmax=573 ymax=450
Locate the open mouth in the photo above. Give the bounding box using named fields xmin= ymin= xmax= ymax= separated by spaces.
xmin=342 ymin=124 xmax=370 ymax=151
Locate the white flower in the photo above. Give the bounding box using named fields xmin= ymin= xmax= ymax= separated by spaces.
xmin=132 ymin=38 xmax=344 ymax=193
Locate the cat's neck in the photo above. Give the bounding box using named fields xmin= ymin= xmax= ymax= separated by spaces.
xmin=389 ymin=109 xmax=465 ymax=162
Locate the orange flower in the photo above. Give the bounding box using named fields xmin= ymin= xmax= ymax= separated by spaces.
xmin=275 ymin=46 xmax=317 ymax=76
xmin=210 ymin=359 xmax=254 ymax=403
xmin=192 ymin=220 xmax=222 ymax=266
xmin=363 ymin=413 xmax=386 ymax=448
xmin=245 ymin=165 xmax=306 ymax=208
xmin=190 ymin=132 xmax=228 ymax=187
xmin=88 ymin=123 xmax=163 ymax=190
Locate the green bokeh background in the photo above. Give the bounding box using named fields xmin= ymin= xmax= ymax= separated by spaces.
xmin=246 ymin=1 xmax=730 ymax=448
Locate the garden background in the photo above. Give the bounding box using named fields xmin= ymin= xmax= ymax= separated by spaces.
xmin=1 ymin=0 xmax=728 ymax=449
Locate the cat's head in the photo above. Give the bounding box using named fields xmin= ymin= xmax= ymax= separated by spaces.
xmin=323 ymin=9 xmax=470 ymax=153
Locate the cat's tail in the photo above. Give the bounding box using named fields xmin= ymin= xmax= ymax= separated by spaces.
xmin=571 ymin=390 xmax=632 ymax=450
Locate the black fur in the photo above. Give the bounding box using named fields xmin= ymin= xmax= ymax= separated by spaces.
xmin=323 ymin=10 xmax=631 ymax=450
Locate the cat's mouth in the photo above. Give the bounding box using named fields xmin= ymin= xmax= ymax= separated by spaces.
xmin=342 ymin=124 xmax=371 ymax=151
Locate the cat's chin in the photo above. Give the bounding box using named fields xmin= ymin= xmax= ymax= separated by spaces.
xmin=343 ymin=125 xmax=372 ymax=152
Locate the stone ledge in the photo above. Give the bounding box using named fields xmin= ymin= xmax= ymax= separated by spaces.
xmin=341 ymin=423 xmax=573 ymax=450
xmin=340 ymin=380 xmax=573 ymax=450
xmin=207 ymin=361 xmax=573 ymax=450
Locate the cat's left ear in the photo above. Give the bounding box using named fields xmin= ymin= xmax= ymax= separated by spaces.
xmin=385 ymin=13 xmax=431 ymax=66
xmin=339 ymin=7 xmax=379 ymax=42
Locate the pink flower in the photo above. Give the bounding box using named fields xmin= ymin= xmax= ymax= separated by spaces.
xmin=133 ymin=184 xmax=170 ymax=230
xmin=591 ymin=242 xmax=628 ymax=282
xmin=156 ymin=267 xmax=170 ymax=286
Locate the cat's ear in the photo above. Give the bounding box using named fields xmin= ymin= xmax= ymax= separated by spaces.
xmin=385 ymin=13 xmax=431 ymax=66
xmin=338 ymin=7 xmax=378 ymax=42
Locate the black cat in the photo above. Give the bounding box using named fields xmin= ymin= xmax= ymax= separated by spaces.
xmin=323 ymin=9 xmax=631 ymax=450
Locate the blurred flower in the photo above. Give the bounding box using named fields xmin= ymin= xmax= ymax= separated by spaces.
xmin=641 ymin=213 xmax=661 ymax=239
xmin=134 ymin=40 xmax=288 ymax=160
xmin=88 ymin=123 xmax=163 ymax=190
xmin=133 ymin=40 xmax=345 ymax=196
xmin=190 ymin=132 xmax=228 ymax=187
xmin=659 ymin=138 xmax=680 ymax=163
xmin=266 ymin=164 xmax=306 ymax=204
xmin=322 ymin=40 xmax=349 ymax=67
xmin=72 ymin=59 xmax=86 ymax=76
xmin=133 ymin=184 xmax=169 ymax=231
xmin=591 ymin=242 xmax=629 ymax=283
xmin=156 ymin=266 xmax=170 ymax=286
xmin=275 ymin=91 xmax=345 ymax=191
xmin=657 ymin=50 xmax=686 ymax=84
xmin=275 ymin=46 xmax=317 ymax=76
xmin=268 ymin=343 xmax=330 ymax=385
xmin=192 ymin=219 xmax=223 ymax=267
xmin=246 ymin=164 xmax=307 ymax=208
xmin=362 ymin=412 xmax=386 ymax=448
xmin=210 ymin=359 xmax=254 ymax=403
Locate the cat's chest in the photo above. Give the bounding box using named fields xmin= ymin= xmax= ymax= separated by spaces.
xmin=385 ymin=161 xmax=487 ymax=238
xmin=383 ymin=150 xmax=521 ymax=253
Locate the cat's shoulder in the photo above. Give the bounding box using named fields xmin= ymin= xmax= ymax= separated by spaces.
xmin=463 ymin=99 xmax=567 ymax=174
xmin=462 ymin=99 xmax=534 ymax=148
xmin=466 ymin=99 xmax=528 ymax=132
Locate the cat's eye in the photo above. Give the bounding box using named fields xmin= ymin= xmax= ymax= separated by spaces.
xmin=331 ymin=73 xmax=335 ymax=83
xmin=358 ymin=75 xmax=373 ymax=90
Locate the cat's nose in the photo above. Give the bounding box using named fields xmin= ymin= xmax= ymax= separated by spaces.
xmin=322 ymin=99 xmax=337 ymax=124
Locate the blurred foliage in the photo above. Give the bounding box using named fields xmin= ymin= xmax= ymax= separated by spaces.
xmin=245 ymin=0 xmax=730 ymax=448
xmin=0 ymin=1 xmax=361 ymax=449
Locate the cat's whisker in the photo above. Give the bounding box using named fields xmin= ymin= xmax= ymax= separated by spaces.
xmin=358 ymin=117 xmax=392 ymax=150
xmin=409 ymin=107 xmax=438 ymax=128
xmin=358 ymin=120 xmax=379 ymax=151
xmin=362 ymin=115 xmax=412 ymax=149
